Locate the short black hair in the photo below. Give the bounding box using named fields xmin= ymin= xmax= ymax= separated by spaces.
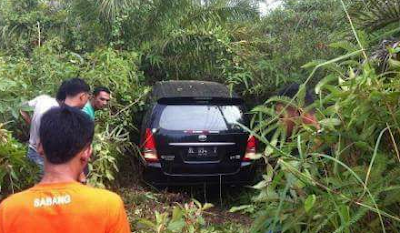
xmin=93 ymin=86 xmax=111 ymax=96
xmin=278 ymin=83 xmax=315 ymax=105
xmin=40 ymin=106 xmax=94 ymax=164
xmin=56 ymin=78 xmax=90 ymax=101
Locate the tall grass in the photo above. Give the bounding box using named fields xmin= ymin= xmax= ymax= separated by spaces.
xmin=242 ymin=3 xmax=400 ymax=231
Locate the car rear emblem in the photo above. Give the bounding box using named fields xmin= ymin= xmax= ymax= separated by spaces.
xmin=198 ymin=134 xmax=207 ymax=142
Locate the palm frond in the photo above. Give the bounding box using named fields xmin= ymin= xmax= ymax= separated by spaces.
xmin=72 ymin=0 xmax=134 ymax=24
xmin=180 ymin=0 xmax=259 ymax=27
xmin=352 ymin=0 xmax=400 ymax=32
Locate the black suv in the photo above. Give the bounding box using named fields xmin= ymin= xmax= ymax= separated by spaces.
xmin=139 ymin=81 xmax=258 ymax=186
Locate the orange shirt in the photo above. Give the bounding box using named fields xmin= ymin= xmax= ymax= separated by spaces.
xmin=0 ymin=182 xmax=130 ymax=233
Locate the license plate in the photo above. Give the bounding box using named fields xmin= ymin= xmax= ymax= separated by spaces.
xmin=187 ymin=147 xmax=217 ymax=157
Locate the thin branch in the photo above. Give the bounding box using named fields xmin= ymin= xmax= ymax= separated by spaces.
xmin=386 ymin=123 xmax=400 ymax=163
xmin=111 ymin=95 xmax=143 ymax=118
xmin=340 ymin=0 xmax=368 ymax=60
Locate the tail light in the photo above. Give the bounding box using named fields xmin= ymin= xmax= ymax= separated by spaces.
xmin=243 ymin=135 xmax=257 ymax=161
xmin=142 ymin=128 xmax=159 ymax=163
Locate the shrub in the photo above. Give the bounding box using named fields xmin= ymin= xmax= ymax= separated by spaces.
xmin=0 ymin=123 xmax=38 ymax=199
xmin=0 ymin=42 xmax=148 ymax=189
xmin=245 ymin=43 xmax=400 ymax=232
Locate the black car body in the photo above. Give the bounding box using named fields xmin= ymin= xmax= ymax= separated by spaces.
xmin=139 ymin=81 xmax=258 ymax=186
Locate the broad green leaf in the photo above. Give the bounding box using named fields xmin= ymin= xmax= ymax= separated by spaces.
xmin=304 ymin=194 xmax=316 ymax=213
xmin=171 ymin=206 xmax=183 ymax=221
xmin=167 ymin=219 xmax=185 ymax=232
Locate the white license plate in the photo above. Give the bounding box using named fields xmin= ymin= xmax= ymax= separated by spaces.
xmin=187 ymin=147 xmax=217 ymax=156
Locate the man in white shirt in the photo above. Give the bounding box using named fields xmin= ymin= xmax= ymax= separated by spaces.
xmin=20 ymin=78 xmax=90 ymax=171
xmin=21 ymin=95 xmax=59 ymax=168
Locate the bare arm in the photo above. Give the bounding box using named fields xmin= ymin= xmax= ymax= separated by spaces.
xmin=20 ymin=109 xmax=31 ymax=125
xmin=20 ymin=97 xmax=37 ymax=125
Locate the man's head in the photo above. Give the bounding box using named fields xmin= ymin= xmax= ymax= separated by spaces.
xmin=276 ymin=83 xmax=318 ymax=135
xmin=91 ymin=86 xmax=111 ymax=110
xmin=39 ymin=106 xmax=94 ymax=172
xmin=56 ymin=78 xmax=90 ymax=109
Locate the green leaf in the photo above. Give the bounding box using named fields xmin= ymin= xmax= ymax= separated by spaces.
xmin=168 ymin=219 xmax=185 ymax=232
xmin=388 ymin=59 xmax=400 ymax=69
xmin=304 ymin=194 xmax=316 ymax=213
xmin=251 ymin=106 xmax=275 ymax=116
xmin=252 ymin=180 xmax=269 ymax=190
xmin=229 ymin=205 xmax=254 ymax=213
xmin=202 ymin=203 xmax=214 ymax=211
xmin=369 ymin=91 xmax=382 ymax=102
xmin=302 ymin=60 xmax=323 ymax=69
xmin=137 ymin=219 xmax=156 ymax=228
xmin=171 ymin=206 xmax=183 ymax=221
xmin=315 ymin=74 xmax=337 ymax=94
xmin=319 ymin=118 xmax=341 ymax=128
xmin=354 ymin=141 xmax=371 ymax=151
xmin=339 ymin=205 xmax=351 ymax=233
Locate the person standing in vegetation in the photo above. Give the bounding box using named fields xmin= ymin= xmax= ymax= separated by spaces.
xmin=0 ymin=106 xmax=131 ymax=233
xmin=20 ymin=78 xmax=90 ymax=172
xmin=275 ymin=83 xmax=319 ymax=136
xmin=80 ymin=86 xmax=111 ymax=183
xmin=56 ymin=78 xmax=91 ymax=109
xmin=82 ymin=86 xmax=111 ymax=121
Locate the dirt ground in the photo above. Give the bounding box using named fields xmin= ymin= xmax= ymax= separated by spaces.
xmin=116 ymin=181 xmax=254 ymax=230
xmin=113 ymin=156 xmax=256 ymax=232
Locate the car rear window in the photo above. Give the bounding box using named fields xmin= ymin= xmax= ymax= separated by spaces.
xmin=158 ymin=105 xmax=245 ymax=131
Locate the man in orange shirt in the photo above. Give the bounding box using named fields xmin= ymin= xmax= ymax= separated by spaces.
xmin=275 ymin=83 xmax=320 ymax=136
xmin=0 ymin=106 xmax=131 ymax=233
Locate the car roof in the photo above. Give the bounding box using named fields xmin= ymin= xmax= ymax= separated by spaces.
xmin=151 ymin=81 xmax=241 ymax=103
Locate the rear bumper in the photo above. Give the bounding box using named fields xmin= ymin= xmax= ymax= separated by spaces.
xmin=142 ymin=161 xmax=260 ymax=186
